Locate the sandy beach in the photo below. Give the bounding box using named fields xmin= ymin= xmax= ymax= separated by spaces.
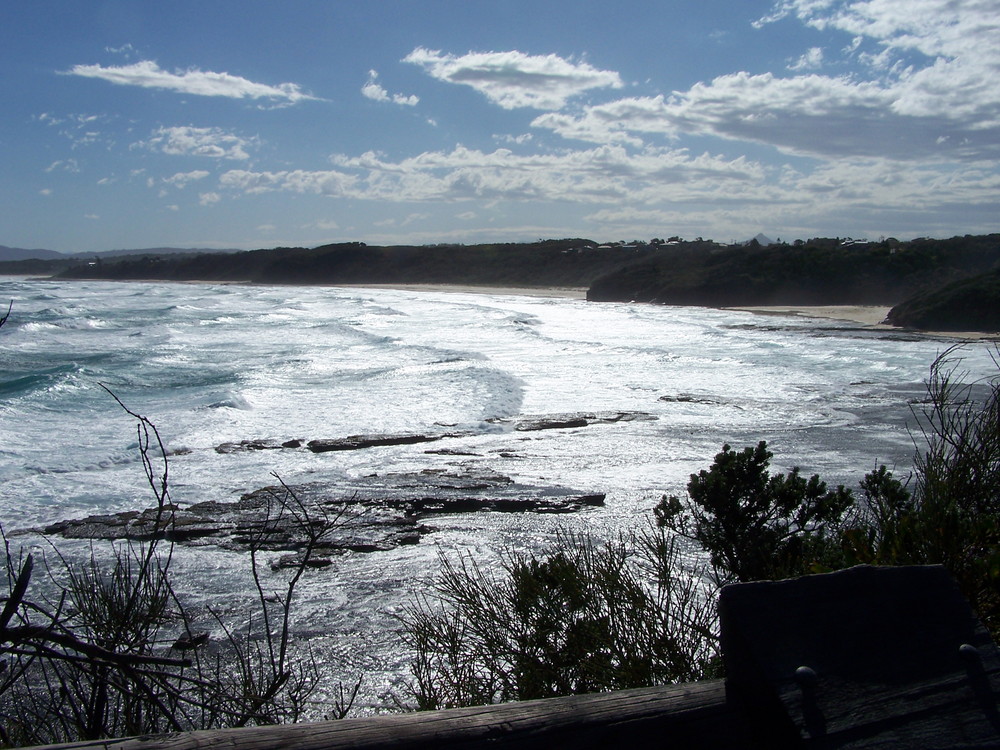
xmin=335 ymin=283 xmax=589 ymax=299
xmin=724 ymin=305 xmax=892 ymax=327
xmin=726 ymin=305 xmax=998 ymax=340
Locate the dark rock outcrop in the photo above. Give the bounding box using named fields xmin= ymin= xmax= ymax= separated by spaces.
xmin=213 ymin=412 xmax=657 ymax=455
xmin=41 ymin=468 xmax=605 ymax=560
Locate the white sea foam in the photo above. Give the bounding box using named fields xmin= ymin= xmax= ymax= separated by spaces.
xmin=0 ymin=277 xmax=995 ymax=710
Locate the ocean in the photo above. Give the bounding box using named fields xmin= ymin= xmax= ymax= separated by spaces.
xmin=1 ymin=276 xmax=995 ymax=709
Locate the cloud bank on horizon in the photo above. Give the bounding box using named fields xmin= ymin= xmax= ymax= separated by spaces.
xmin=4 ymin=0 xmax=998 ymax=252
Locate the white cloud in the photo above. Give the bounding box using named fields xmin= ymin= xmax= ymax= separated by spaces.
xmin=64 ymin=60 xmax=319 ymax=105
xmin=532 ymin=2 xmax=1000 ymax=162
xmin=105 ymin=43 xmax=137 ymax=57
xmin=403 ymin=47 xmax=622 ymax=110
xmin=219 ymin=144 xmax=763 ymax=207
xmin=220 ymin=168 xmax=359 ymax=197
xmin=163 ymin=170 xmax=211 ymax=189
xmin=494 ymin=133 xmax=533 ymax=145
xmin=45 ymin=159 xmax=80 ymax=173
xmin=361 ymin=70 xmax=419 ymax=106
xmin=788 ymin=47 xmax=824 ymax=71
xmin=38 ymin=112 xmax=116 ymax=149
xmin=139 ymin=126 xmax=258 ymax=160
xmin=84 ymin=214 xmax=100 ymax=220
xmin=198 ymin=192 xmax=221 ymax=206
xmin=39 ymin=188 xmax=53 ymax=196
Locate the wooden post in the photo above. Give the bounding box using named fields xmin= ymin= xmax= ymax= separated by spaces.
xmin=719 ymin=564 xmax=1000 ymax=748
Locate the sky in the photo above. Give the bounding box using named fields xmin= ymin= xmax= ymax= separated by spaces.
xmin=2 ymin=0 xmax=999 ymax=253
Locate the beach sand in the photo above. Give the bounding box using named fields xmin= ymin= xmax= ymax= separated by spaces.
xmin=335 ymin=283 xmax=589 ymax=299
xmin=726 ymin=305 xmax=998 ymax=340
xmin=724 ymin=305 xmax=892 ymax=327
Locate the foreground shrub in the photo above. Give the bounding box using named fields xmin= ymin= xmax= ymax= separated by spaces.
xmin=398 ymin=531 xmax=717 ymax=710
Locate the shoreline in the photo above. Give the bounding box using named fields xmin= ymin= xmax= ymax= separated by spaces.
xmin=332 ymin=282 xmax=589 ymax=299
xmin=725 ymin=304 xmax=999 ymax=341
xmin=724 ymin=305 xmax=892 ymax=327
xmin=11 ymin=275 xmax=997 ymax=339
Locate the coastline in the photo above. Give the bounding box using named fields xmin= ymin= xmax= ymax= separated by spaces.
xmin=13 ymin=274 xmax=997 ymax=339
xmin=724 ymin=305 xmax=891 ymax=327
xmin=726 ymin=304 xmax=999 ymax=341
xmin=333 ymin=282 xmax=589 ymax=299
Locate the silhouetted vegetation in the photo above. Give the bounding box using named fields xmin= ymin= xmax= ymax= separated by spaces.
xmin=397 ymin=532 xmax=717 ymax=710
xmin=47 ymin=239 xmax=653 ymax=290
xmin=587 ymin=234 xmax=1000 ymax=310
xmin=655 ymin=442 xmax=854 ymax=585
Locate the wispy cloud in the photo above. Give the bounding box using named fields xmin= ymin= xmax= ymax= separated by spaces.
xmin=45 ymin=159 xmax=80 ymax=173
xmin=138 ymin=126 xmax=259 ymax=160
xmin=104 ymin=43 xmax=137 ymax=58
xmin=403 ymin=48 xmax=622 ymax=110
xmin=219 ymin=144 xmax=762 ymax=205
xmin=361 ymin=70 xmax=419 ymax=106
xmin=788 ymin=47 xmax=824 ymax=71
xmin=162 ymin=170 xmax=211 ymax=188
xmin=64 ymin=60 xmax=319 ymax=105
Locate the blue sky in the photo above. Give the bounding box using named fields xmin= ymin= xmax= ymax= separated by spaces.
xmin=2 ymin=0 xmax=998 ymax=253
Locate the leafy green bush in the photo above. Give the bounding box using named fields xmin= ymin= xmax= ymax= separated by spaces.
xmin=654 ymin=442 xmax=854 ymax=585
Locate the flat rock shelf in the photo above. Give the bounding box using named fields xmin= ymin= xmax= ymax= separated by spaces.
xmin=38 ymin=467 xmax=605 ymax=563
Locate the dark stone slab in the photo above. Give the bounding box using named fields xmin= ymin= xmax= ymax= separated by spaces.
xmin=40 ymin=468 xmax=604 ymax=558
xmin=307 ymin=433 xmax=449 ymax=453
xmin=212 ymin=412 xmax=657 ymax=455
xmin=499 ymin=411 xmax=657 ymax=432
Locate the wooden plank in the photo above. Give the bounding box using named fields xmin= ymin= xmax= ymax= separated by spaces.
xmin=29 ymin=679 xmax=744 ymax=750
xmin=719 ymin=564 xmax=1000 ymax=748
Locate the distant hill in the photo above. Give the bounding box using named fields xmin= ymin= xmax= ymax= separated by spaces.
xmin=49 ymin=239 xmax=650 ymax=289
xmin=7 ymin=234 xmax=1000 ymax=333
xmin=0 ymin=245 xmax=242 ymax=262
xmin=92 ymin=247 xmax=242 ymax=258
xmin=0 ymin=245 xmax=64 ymax=261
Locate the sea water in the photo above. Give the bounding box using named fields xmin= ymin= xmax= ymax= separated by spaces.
xmin=0 ymin=277 xmax=995 ymax=707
